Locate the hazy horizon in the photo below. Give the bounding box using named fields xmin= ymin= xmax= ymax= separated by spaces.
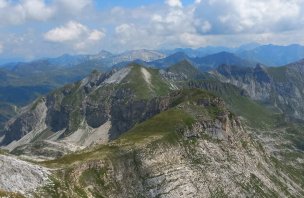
xmin=1 ymin=0 xmax=304 ymax=60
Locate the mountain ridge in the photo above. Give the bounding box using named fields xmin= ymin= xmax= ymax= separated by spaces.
xmin=1 ymin=61 xmax=304 ymax=197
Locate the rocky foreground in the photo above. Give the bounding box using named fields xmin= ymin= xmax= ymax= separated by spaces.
xmin=0 ymin=154 xmax=50 ymax=195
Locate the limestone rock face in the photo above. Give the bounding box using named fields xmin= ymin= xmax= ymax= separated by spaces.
xmin=0 ymin=64 xmax=174 ymax=156
xmin=0 ymin=155 xmax=50 ymax=194
xmin=36 ymin=96 xmax=304 ymax=198
xmin=213 ymin=62 xmax=304 ymax=119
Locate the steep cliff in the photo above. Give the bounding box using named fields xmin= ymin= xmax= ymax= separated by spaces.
xmin=34 ymin=89 xmax=304 ymax=197
xmin=0 ymin=64 xmax=174 ymax=156
xmin=212 ymin=61 xmax=304 ymax=120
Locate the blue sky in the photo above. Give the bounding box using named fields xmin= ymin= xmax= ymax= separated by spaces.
xmin=0 ymin=0 xmax=304 ymax=60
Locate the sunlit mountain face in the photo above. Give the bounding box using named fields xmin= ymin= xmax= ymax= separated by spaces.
xmin=1 ymin=1 xmax=304 ymax=197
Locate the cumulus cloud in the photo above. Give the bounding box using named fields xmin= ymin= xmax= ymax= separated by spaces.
xmin=111 ymin=0 xmax=304 ymax=50
xmin=105 ymin=0 xmax=303 ymax=51
xmin=44 ymin=21 xmax=105 ymax=51
xmin=88 ymin=30 xmax=105 ymax=41
xmin=2 ymin=0 xmax=304 ymax=58
xmin=0 ymin=0 xmax=92 ymax=26
xmin=166 ymin=0 xmax=183 ymax=8
xmin=0 ymin=0 xmax=55 ymax=25
xmin=111 ymin=1 xmax=203 ymax=49
xmin=115 ymin=23 xmax=148 ymax=46
xmin=195 ymin=0 xmax=304 ymax=34
xmin=22 ymin=0 xmax=55 ymax=21
xmin=44 ymin=21 xmax=89 ymax=42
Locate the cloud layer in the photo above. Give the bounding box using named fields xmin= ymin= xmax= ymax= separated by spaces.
xmin=0 ymin=43 xmax=3 ymax=54
xmin=1 ymin=0 xmax=304 ymax=59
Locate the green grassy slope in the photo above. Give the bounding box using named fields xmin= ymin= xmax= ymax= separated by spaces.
xmin=120 ymin=64 xmax=172 ymax=99
xmin=188 ymin=79 xmax=281 ymax=128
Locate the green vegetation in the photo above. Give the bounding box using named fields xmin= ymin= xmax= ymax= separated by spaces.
xmin=30 ymin=97 xmax=44 ymax=111
xmin=119 ymin=108 xmax=195 ymax=144
xmin=267 ymin=66 xmax=288 ymax=82
xmin=0 ymin=149 xmax=8 ymax=155
xmin=210 ymin=187 xmax=229 ymax=198
xmin=79 ymin=167 xmax=112 ymax=197
xmin=245 ymin=173 xmax=279 ymax=197
xmin=121 ymin=65 xmax=152 ymax=99
xmin=149 ymin=67 xmax=172 ymax=96
xmin=167 ymin=60 xmax=201 ymax=80
xmin=284 ymin=123 xmax=304 ymax=151
xmin=225 ymin=94 xmax=280 ymax=128
xmin=121 ymin=64 xmax=171 ymax=100
xmin=68 ymin=110 xmax=82 ymax=133
xmin=61 ymin=82 xmax=83 ymax=106
xmin=42 ymin=89 xmax=221 ymax=168
xmin=270 ymin=156 xmax=304 ymax=192
xmin=189 ymin=80 xmax=281 ymax=128
xmin=0 ymin=190 xmax=25 ymax=198
xmin=41 ymin=145 xmax=120 ymax=168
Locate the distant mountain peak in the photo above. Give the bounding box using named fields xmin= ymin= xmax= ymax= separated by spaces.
xmin=90 ymin=50 xmax=113 ymax=60
xmin=171 ymin=51 xmax=189 ymax=57
xmin=238 ymin=44 xmax=304 ymax=66
xmin=168 ymin=59 xmax=194 ymax=69
xmin=193 ymin=51 xmax=257 ymax=71
xmin=167 ymin=60 xmax=201 ymax=80
xmin=115 ymin=49 xmax=166 ymax=62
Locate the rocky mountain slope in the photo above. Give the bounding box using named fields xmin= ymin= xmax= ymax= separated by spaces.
xmin=34 ymin=89 xmax=304 ymax=197
xmin=0 ymin=64 xmax=174 ymax=157
xmin=0 ymin=50 xmax=166 ymax=130
xmin=0 ymin=154 xmax=50 ymax=195
xmin=212 ymin=60 xmax=304 ymax=120
xmin=1 ymin=61 xmax=304 ymax=197
xmin=149 ymin=52 xmax=192 ymax=68
xmin=148 ymin=51 xmax=256 ymax=71
xmin=192 ymin=51 xmax=257 ymax=71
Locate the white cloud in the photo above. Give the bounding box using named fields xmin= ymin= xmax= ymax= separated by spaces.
xmin=195 ymin=0 xmax=304 ymax=34
xmin=88 ymin=30 xmax=105 ymax=41
xmin=0 ymin=0 xmax=7 ymax=8
xmin=44 ymin=21 xmax=105 ymax=52
xmin=0 ymin=0 xmax=92 ymax=26
xmin=0 ymin=43 xmax=3 ymax=54
xmin=44 ymin=21 xmax=89 ymax=42
xmin=165 ymin=0 xmax=183 ymax=8
xmin=56 ymin=0 xmax=91 ymax=13
xmin=23 ymin=0 xmax=55 ymax=21
xmin=179 ymin=33 xmax=206 ymax=47
xmin=107 ymin=0 xmax=304 ymax=50
xmin=0 ymin=0 xmax=55 ymax=25
xmin=115 ymin=23 xmax=145 ymax=45
xmin=199 ymin=20 xmax=212 ymax=33
xmin=2 ymin=0 xmax=304 ymax=57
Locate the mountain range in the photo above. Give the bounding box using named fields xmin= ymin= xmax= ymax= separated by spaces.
xmin=1 ymin=44 xmax=304 ymax=130
xmin=161 ymin=43 xmax=304 ymax=66
xmin=1 ymin=45 xmax=304 ymax=197
xmin=1 ymin=58 xmax=304 ymax=197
